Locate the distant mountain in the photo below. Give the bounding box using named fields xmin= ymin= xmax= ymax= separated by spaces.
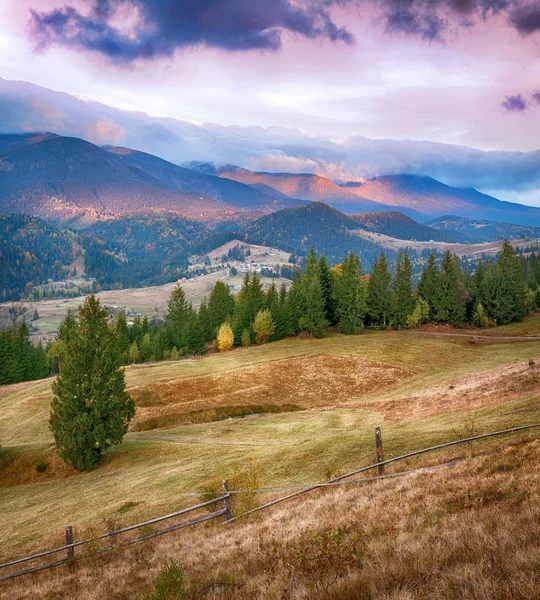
xmin=187 ymin=162 xmax=426 ymax=219
xmin=350 ymin=211 xmax=463 ymax=243
xmin=427 ymin=215 xmax=540 ymax=243
xmin=342 ymin=175 xmax=540 ymax=226
xmin=243 ymin=202 xmax=396 ymax=268
xmin=0 ymin=133 xmax=229 ymax=224
xmin=105 ymin=147 xmax=300 ymax=212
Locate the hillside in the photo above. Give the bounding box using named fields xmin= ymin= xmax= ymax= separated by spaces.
xmin=427 ymin=214 xmax=540 ymax=242
xmin=342 ymin=175 xmax=540 ymax=226
xmin=0 ymin=133 xmax=230 ymax=224
xmin=187 ymin=162 xmax=426 ymax=219
xmin=106 ymin=147 xmax=298 ymax=212
xmin=350 ymin=211 xmax=462 ymax=242
xmin=243 ymin=202 xmax=395 ymax=267
xmin=0 ymin=321 xmax=539 ymax=598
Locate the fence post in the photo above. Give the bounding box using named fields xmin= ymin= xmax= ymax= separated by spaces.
xmin=223 ymin=479 xmax=233 ymax=522
xmin=65 ymin=525 xmax=74 ymax=561
xmin=374 ymin=426 xmax=385 ymax=476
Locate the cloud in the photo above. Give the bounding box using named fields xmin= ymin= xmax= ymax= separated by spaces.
xmin=1 ymin=77 xmax=539 ymax=205
xmin=28 ymin=0 xmax=354 ymax=63
xmin=533 ymin=91 xmax=540 ymax=104
xmin=502 ymin=93 xmax=528 ymax=111
xmin=509 ymin=2 xmax=540 ymax=34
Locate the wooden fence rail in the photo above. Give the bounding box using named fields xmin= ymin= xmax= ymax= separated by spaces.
xmin=0 ymin=488 xmax=232 ymax=582
xmin=1 ymin=424 xmax=538 ymax=583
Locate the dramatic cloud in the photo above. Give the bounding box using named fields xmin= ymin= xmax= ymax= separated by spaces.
xmin=1 ymin=78 xmax=539 ymax=206
xmin=502 ymin=93 xmax=528 ymax=111
xmin=28 ymin=0 xmax=354 ymax=63
xmin=509 ymin=1 xmax=540 ymax=34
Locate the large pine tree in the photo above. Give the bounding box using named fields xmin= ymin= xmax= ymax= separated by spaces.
xmin=317 ymin=254 xmax=336 ymax=325
xmin=298 ymin=249 xmax=328 ymax=337
xmin=417 ymin=252 xmax=439 ymax=317
xmin=368 ymin=252 xmax=392 ymax=327
xmin=392 ymin=251 xmax=415 ymax=327
xmin=49 ymin=295 xmax=135 ymax=471
xmin=433 ymin=251 xmax=466 ymax=327
xmin=207 ymin=281 xmax=235 ymax=337
xmin=166 ymin=286 xmax=191 ymax=349
xmin=335 ymin=252 xmax=367 ymax=334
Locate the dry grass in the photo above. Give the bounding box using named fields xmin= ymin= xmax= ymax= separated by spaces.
xmin=1 ymin=437 xmax=538 ymax=599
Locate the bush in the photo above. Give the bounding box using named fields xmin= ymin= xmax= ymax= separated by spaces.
xmin=407 ymin=298 xmax=430 ymax=329
xmin=36 ymin=461 xmax=48 ymax=474
xmin=253 ymin=309 xmax=275 ymax=344
xmin=473 ymin=303 xmax=497 ymax=328
xmin=262 ymin=524 xmax=365 ymax=596
xmin=199 ymin=458 xmax=262 ymax=517
xmin=241 ymin=328 xmax=251 ymax=348
xmin=142 ymin=559 xmax=190 ymax=600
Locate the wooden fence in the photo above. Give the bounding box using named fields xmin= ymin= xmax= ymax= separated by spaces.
xmin=1 ymin=423 xmax=538 ymax=583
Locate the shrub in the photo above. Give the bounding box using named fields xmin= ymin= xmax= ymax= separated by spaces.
xmin=199 ymin=457 xmax=262 ymax=516
xmin=217 ymin=322 xmax=234 ymax=352
xmin=142 ymin=559 xmax=190 ymax=600
xmin=407 ymin=298 xmax=430 ymax=329
xmin=36 ymin=461 xmax=48 ymax=474
xmin=473 ymin=303 xmax=497 ymax=328
xmin=241 ymin=328 xmax=251 ymax=347
xmin=262 ymin=524 xmax=365 ymax=596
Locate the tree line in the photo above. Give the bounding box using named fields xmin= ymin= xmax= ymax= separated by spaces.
xmin=0 ymin=322 xmax=48 ymax=385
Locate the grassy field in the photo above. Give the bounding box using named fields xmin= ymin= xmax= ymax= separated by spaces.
xmin=1 ymin=314 xmax=539 ymax=574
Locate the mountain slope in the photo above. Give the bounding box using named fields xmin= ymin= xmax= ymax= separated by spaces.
xmin=342 ymin=175 xmax=540 ymax=226
xmin=187 ymin=163 xmax=426 ymax=219
xmin=243 ymin=202 xmax=396 ymax=267
xmin=350 ymin=211 xmax=463 ymax=243
xmin=106 ymin=147 xmax=300 ymax=211
xmin=427 ymin=215 xmax=540 ymax=242
xmin=0 ymin=133 xmax=227 ymax=224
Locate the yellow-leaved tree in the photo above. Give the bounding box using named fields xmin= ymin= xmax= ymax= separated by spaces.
xmin=217 ymin=322 xmax=234 ymax=352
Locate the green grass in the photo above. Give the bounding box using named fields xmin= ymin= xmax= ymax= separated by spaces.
xmin=0 ymin=320 xmax=539 ymax=558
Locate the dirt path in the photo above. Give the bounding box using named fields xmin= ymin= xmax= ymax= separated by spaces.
xmin=406 ymin=331 xmax=540 ymax=342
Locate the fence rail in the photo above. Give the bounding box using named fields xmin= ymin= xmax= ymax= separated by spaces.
xmin=1 ymin=423 xmax=538 ymax=583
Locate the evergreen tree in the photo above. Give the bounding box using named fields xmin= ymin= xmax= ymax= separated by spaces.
xmin=232 ymin=273 xmax=254 ymax=344
xmin=482 ymin=242 xmax=525 ymax=324
xmin=317 ymin=254 xmax=336 ymax=325
xmin=114 ymin=312 xmax=131 ymax=362
xmin=392 ymin=251 xmax=415 ymax=327
xmin=283 ymin=272 xmax=303 ymax=336
xmin=265 ymin=282 xmax=285 ymax=341
xmin=128 ymin=341 xmax=139 ymax=364
xmin=49 ymin=295 xmax=135 ymax=471
xmin=334 ymin=252 xmax=367 ymax=334
xmin=298 ymin=249 xmax=327 ymax=337
xmin=198 ymin=299 xmax=213 ymax=342
xmin=166 ymin=286 xmax=190 ymax=348
xmin=433 ymin=251 xmax=466 ymax=327
xmin=207 ymin=281 xmax=235 ymax=337
xmin=417 ymin=252 xmax=439 ymax=316
xmin=368 ymin=252 xmax=392 ymax=327
xmin=182 ymin=311 xmax=207 ymax=355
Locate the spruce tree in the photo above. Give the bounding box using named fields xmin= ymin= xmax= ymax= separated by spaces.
xmin=232 ymin=273 xmax=254 ymax=344
xmin=182 ymin=310 xmax=207 ymax=355
xmin=283 ymin=272 xmax=303 ymax=336
xmin=114 ymin=312 xmax=131 ymax=362
xmin=417 ymin=252 xmax=438 ymax=316
xmin=368 ymin=252 xmax=392 ymax=327
xmin=298 ymin=249 xmax=327 ymax=337
xmin=317 ymin=254 xmax=336 ymax=325
xmin=434 ymin=251 xmax=466 ymax=327
xmin=335 ymin=252 xmax=367 ymax=334
xmin=392 ymin=251 xmax=415 ymax=327
xmin=166 ymin=286 xmax=190 ymax=349
xmin=208 ymin=281 xmax=235 ymax=337
xmin=50 ymin=295 xmax=135 ymax=471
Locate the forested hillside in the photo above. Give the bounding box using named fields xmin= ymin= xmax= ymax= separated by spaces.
xmin=427 ymin=215 xmax=540 ymax=242
xmin=351 ymin=211 xmax=462 ymax=242
xmin=243 ymin=202 xmax=396 ymax=268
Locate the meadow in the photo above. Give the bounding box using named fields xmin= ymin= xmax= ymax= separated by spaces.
xmin=0 ymin=316 xmax=539 ymax=598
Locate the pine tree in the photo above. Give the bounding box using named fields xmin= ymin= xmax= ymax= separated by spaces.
xmin=49 ymin=295 xmax=135 ymax=471
xmin=198 ymin=299 xmax=213 ymax=342
xmin=283 ymin=272 xmax=303 ymax=336
xmin=482 ymin=241 xmax=525 ymax=324
xmin=368 ymin=252 xmax=392 ymax=327
xmin=182 ymin=311 xmax=207 ymax=355
xmin=166 ymin=286 xmax=190 ymax=348
xmin=266 ymin=282 xmax=284 ymax=341
xmin=317 ymin=254 xmax=336 ymax=325
xmin=298 ymin=250 xmax=328 ymax=337
xmin=208 ymin=281 xmax=235 ymax=337
xmin=392 ymin=251 xmax=415 ymax=327
xmin=253 ymin=309 xmax=275 ymax=344
xmin=433 ymin=251 xmax=466 ymax=327
xmin=232 ymin=274 xmax=254 ymax=344
xmin=417 ymin=252 xmax=438 ymax=317
xmin=334 ymin=252 xmax=367 ymax=334
xmin=114 ymin=312 xmax=131 ymax=362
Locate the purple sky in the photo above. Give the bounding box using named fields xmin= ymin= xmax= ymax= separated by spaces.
xmin=1 ymin=1 xmax=540 ymax=205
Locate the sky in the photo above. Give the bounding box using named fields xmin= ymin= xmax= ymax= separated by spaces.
xmin=1 ymin=0 xmax=540 ymax=205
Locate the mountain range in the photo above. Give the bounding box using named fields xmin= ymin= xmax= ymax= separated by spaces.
xmin=2 ymin=132 xmax=540 ymax=228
